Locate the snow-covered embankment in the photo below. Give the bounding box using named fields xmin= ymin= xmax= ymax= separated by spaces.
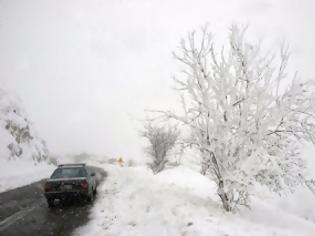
xmin=76 ymin=164 xmax=315 ymax=236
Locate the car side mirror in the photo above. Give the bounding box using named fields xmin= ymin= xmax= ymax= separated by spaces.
xmin=91 ymin=172 xmax=95 ymax=177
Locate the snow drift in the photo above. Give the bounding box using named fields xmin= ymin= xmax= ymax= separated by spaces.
xmin=75 ymin=164 xmax=315 ymax=236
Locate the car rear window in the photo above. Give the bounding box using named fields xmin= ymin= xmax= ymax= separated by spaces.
xmin=51 ymin=167 xmax=87 ymax=178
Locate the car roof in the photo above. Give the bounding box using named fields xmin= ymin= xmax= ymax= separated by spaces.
xmin=57 ymin=163 xmax=86 ymax=168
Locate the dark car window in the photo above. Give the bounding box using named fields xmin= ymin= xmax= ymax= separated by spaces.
xmin=51 ymin=167 xmax=87 ymax=179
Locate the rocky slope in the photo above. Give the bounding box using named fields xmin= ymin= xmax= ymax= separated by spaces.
xmin=0 ymin=88 xmax=49 ymax=162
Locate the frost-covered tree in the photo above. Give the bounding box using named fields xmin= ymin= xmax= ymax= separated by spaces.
xmin=142 ymin=122 xmax=179 ymax=174
xmin=160 ymin=25 xmax=315 ymax=211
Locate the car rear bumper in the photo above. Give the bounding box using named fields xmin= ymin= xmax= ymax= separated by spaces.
xmin=44 ymin=191 xmax=89 ymax=200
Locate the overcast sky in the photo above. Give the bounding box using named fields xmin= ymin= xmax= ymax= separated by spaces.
xmin=0 ymin=0 xmax=314 ymax=160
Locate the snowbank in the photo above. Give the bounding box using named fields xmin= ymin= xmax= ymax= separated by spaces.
xmin=0 ymin=159 xmax=55 ymax=192
xmin=75 ymin=164 xmax=315 ymax=236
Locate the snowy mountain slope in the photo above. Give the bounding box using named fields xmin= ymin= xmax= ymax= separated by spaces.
xmin=75 ymin=164 xmax=315 ymax=236
xmin=0 ymin=89 xmax=54 ymax=192
xmin=0 ymin=89 xmax=49 ymax=162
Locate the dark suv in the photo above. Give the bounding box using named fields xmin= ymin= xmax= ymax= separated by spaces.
xmin=44 ymin=163 xmax=97 ymax=207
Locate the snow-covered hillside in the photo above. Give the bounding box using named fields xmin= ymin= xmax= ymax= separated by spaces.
xmin=0 ymin=89 xmax=54 ymax=192
xmin=0 ymin=89 xmax=49 ymax=162
xmin=76 ymin=164 xmax=315 ymax=236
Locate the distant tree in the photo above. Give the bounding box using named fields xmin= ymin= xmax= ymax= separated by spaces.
xmin=159 ymin=25 xmax=315 ymax=211
xmin=142 ymin=122 xmax=179 ymax=174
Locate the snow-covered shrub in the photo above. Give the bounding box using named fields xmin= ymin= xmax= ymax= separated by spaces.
xmin=0 ymin=88 xmax=49 ymax=163
xmin=142 ymin=122 xmax=179 ymax=174
xmin=160 ymin=25 xmax=315 ymax=211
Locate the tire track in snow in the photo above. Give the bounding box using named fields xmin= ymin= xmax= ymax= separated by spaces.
xmin=0 ymin=206 xmax=36 ymax=231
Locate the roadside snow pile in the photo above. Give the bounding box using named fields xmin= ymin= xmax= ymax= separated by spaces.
xmin=0 ymin=88 xmax=54 ymax=192
xmin=0 ymin=158 xmax=55 ymax=192
xmin=76 ymin=165 xmax=315 ymax=236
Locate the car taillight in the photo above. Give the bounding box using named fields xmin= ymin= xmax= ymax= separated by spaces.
xmin=80 ymin=179 xmax=88 ymax=190
xmin=44 ymin=182 xmax=52 ymax=192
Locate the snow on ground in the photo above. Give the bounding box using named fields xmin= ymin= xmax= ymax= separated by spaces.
xmin=75 ymin=164 xmax=315 ymax=236
xmin=0 ymin=159 xmax=55 ymax=193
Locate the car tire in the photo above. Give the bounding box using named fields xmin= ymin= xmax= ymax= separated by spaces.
xmin=93 ymin=186 xmax=97 ymax=196
xmin=87 ymin=191 xmax=94 ymax=202
xmin=47 ymin=198 xmax=54 ymax=208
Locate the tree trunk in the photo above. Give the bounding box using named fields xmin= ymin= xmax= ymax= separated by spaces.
xmin=217 ymin=180 xmax=231 ymax=211
xmin=209 ymin=152 xmax=232 ymax=211
xmin=152 ymin=159 xmax=168 ymax=174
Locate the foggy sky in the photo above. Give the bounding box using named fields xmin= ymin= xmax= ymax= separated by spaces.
xmin=0 ymin=0 xmax=314 ymax=161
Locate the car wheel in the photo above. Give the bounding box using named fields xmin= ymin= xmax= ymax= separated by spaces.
xmin=47 ymin=198 xmax=54 ymax=208
xmin=87 ymin=191 xmax=94 ymax=203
